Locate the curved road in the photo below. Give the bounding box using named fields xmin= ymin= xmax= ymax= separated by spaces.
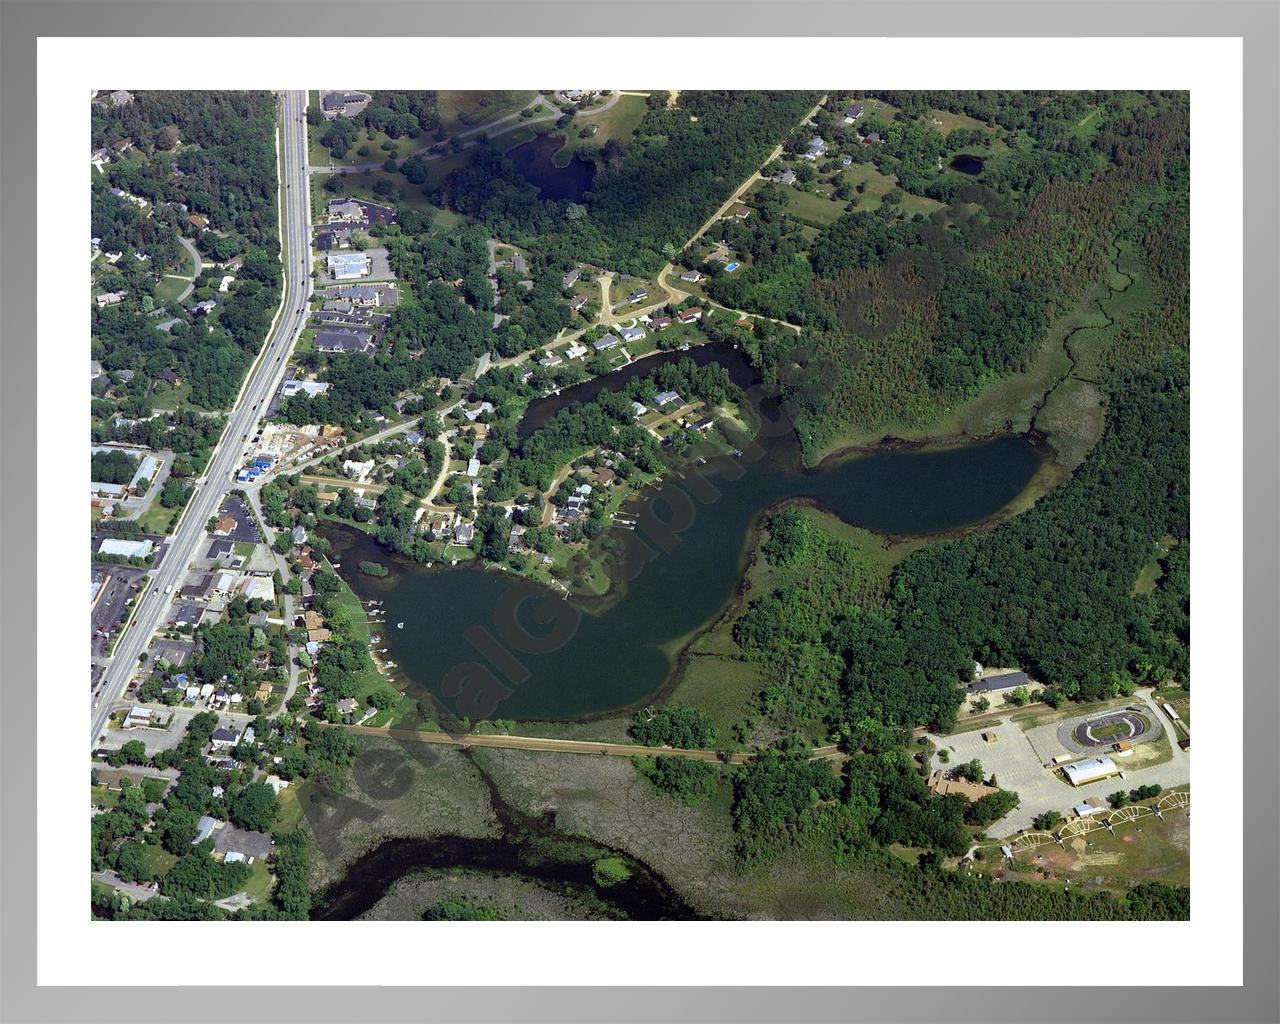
xmin=90 ymin=90 xmax=315 ymax=747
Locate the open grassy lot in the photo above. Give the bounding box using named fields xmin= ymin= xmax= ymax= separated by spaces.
xmin=987 ymin=791 xmax=1190 ymax=894
xmin=552 ymin=93 xmax=649 ymax=167
xmin=140 ymin=844 xmax=178 ymax=878
xmin=1133 ymin=534 xmax=1177 ymax=595
xmin=91 ymin=785 xmax=120 ymax=809
xmin=668 ymin=656 xmax=765 ymax=741
xmin=134 ymin=501 xmax=179 ymax=536
xmin=782 ymin=187 xmax=850 ymax=227
xmin=438 ymin=90 xmax=540 ymax=134
xmin=309 ymin=125 xmax=425 ymax=169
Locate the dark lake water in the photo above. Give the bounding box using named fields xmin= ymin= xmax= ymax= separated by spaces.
xmin=323 ymin=405 xmax=1043 ymax=721
xmin=950 ymin=153 xmax=985 ymax=175
xmin=517 ymin=341 xmax=759 ymax=440
xmin=507 ymin=133 xmax=596 ymax=202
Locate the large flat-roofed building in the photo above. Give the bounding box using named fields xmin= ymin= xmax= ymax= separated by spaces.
xmin=326 ymin=252 xmax=371 ymax=281
xmin=314 ymin=328 xmax=373 ymax=354
xmin=1062 ymin=755 xmax=1120 ymax=787
xmin=97 ymin=537 xmax=154 ymax=560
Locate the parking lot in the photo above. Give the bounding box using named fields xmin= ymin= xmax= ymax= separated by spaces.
xmin=91 ymin=565 xmax=146 ymax=657
xmin=928 ymin=693 xmax=1191 ymax=836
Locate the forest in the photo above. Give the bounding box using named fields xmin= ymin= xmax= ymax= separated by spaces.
xmin=90 ymin=91 xmax=282 ymax=452
xmin=433 ymin=91 xmax=822 ymax=274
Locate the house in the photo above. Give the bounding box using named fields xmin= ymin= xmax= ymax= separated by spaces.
xmin=654 ymin=390 xmax=681 ymax=407
xmin=694 ymin=417 xmax=716 ymax=432
xmin=111 ymin=137 xmax=134 ymax=155
xmin=803 ymin=137 xmax=827 ymax=160
xmin=619 ymin=325 xmax=646 ymax=343
xmin=314 ymin=328 xmax=373 ymax=354
xmin=108 ymin=89 xmax=134 ymax=108
xmin=154 ymin=369 xmax=183 ymax=387
xmin=187 ymin=212 xmax=209 ymax=232
xmin=593 ymin=333 xmax=620 ymax=352
xmin=91 ymin=482 xmax=128 ymax=500
xmin=592 ymin=465 xmax=617 ymax=485
xmin=729 ymin=204 xmax=752 ymax=220
xmin=511 ymin=253 xmax=528 ymax=274
xmin=95 ymin=291 xmax=126 ymax=309
xmin=562 ymin=268 xmax=580 ymax=288
xmin=843 ymin=102 xmax=864 ymax=123
xmin=336 ymin=698 xmax=359 ymax=715
xmin=679 ymin=270 xmax=703 ymax=282
xmin=219 ymin=275 xmax=236 ymax=293
xmin=327 ymin=252 xmax=371 ymax=281
xmin=677 ymin=307 xmax=704 ymax=324
xmin=564 ymin=342 xmax=589 ymax=360
xmin=462 ymin=401 xmax=495 ymax=422
xmin=538 ymin=354 xmax=562 ymax=368
xmin=862 ymin=131 xmax=881 ymax=144
xmin=212 ymin=515 xmax=236 ymax=536
xmin=191 ymin=299 xmax=217 ymax=316
xmin=192 ymin=816 xmax=221 ymax=845
xmin=466 ymin=457 xmax=481 ymax=477
xmin=840 ymin=155 xmax=853 ymax=167
xmin=626 ymin=287 xmax=648 ymax=303
xmin=404 ymin=430 xmax=425 ymax=446
xmin=97 ymin=538 xmax=154 ymax=560
xmin=91 ymin=359 xmax=104 ymax=380
xmin=292 ymin=525 xmax=308 ymax=547
xmin=209 ymin=727 xmax=241 ymax=750
xmin=632 ymin=401 xmax=649 ymax=418
xmin=1062 ymin=756 xmax=1121 ymax=787
xmin=648 ymin=316 xmax=673 ymax=332
xmin=569 ymin=295 xmax=589 ymax=312
xmin=342 ymin=458 xmax=375 ymax=480
xmin=453 ymin=521 xmax=475 ymax=545
xmin=778 ymin=169 xmax=797 ymax=186
xmin=212 ymin=825 xmax=274 ymax=863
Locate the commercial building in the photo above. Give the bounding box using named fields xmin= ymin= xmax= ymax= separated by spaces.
xmin=97 ymin=537 xmax=154 ymax=560
xmin=326 ymin=252 xmax=371 ymax=281
xmin=1062 ymin=755 xmax=1121 ymax=787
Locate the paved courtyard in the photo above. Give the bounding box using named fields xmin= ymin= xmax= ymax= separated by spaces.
xmin=928 ymin=692 xmax=1190 ymax=837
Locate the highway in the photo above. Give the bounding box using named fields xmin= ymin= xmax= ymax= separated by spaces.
xmin=90 ymin=90 xmax=314 ymax=747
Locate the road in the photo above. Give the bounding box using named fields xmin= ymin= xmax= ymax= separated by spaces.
xmin=171 ymin=236 xmax=203 ymax=305
xmin=90 ymin=90 xmax=315 ymax=747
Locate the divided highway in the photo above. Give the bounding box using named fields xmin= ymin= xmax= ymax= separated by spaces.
xmin=90 ymin=91 xmax=314 ymax=747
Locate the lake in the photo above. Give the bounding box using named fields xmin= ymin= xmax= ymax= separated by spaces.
xmin=950 ymin=153 xmax=985 ymax=175
xmin=507 ymin=133 xmax=597 ymax=202
xmin=323 ymin=400 xmax=1044 ymax=721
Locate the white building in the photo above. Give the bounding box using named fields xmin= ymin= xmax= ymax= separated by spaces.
xmin=1062 ymin=756 xmax=1120 ymax=787
xmin=327 ymin=252 xmax=371 ymax=281
xmin=97 ymin=538 xmax=154 ymax=560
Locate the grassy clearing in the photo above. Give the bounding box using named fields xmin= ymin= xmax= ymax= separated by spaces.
xmin=91 ymin=785 xmax=120 ymax=809
xmin=134 ymin=501 xmax=179 ymax=536
xmin=668 ymin=656 xmax=766 ymax=740
xmin=438 ymin=90 xmax=539 ymax=134
xmin=552 ymin=93 xmax=648 ymax=167
xmin=783 ymin=187 xmax=849 ymax=227
xmin=991 ymin=796 xmax=1189 ymax=893
xmin=140 ymin=844 xmax=178 ymax=878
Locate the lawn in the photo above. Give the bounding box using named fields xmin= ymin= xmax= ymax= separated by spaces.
xmin=309 ymin=124 xmax=425 ymax=169
xmin=135 ymin=501 xmax=179 ymax=536
xmin=437 ymin=91 xmax=540 ymax=134
xmin=153 ymin=274 xmax=191 ymax=307
xmin=782 ymin=187 xmax=849 ymax=227
xmin=91 ymin=785 xmax=120 ymax=809
xmin=552 ymin=93 xmax=648 ymax=167
xmin=990 ymin=793 xmax=1189 ymax=893
xmin=140 ymin=844 xmax=178 ymax=878
xmin=667 ymin=656 xmax=765 ymax=741
xmin=241 ymin=857 xmax=275 ymax=902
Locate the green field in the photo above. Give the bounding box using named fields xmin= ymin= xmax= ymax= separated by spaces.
xmin=438 ymin=90 xmax=540 ymax=134
xmin=552 ymin=93 xmax=649 ymax=167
